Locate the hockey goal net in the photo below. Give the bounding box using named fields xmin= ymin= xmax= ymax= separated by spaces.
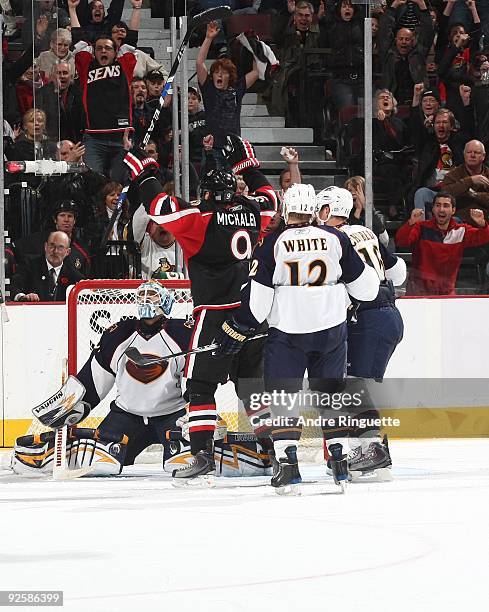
xmin=27 ymin=279 xmax=324 ymax=459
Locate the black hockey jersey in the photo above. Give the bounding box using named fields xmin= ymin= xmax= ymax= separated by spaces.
xmin=75 ymin=41 xmax=136 ymax=134
xmin=141 ymin=168 xmax=277 ymax=311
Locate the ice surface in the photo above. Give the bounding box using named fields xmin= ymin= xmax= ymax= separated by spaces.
xmin=1 ymin=439 xmax=488 ymax=612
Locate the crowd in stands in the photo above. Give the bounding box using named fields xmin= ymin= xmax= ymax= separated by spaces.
xmin=2 ymin=0 xmax=489 ymax=299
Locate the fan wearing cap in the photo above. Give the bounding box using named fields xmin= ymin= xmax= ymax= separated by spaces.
xmin=409 ymin=84 xmax=441 ymax=153
xmin=145 ymin=69 xmax=171 ymax=110
xmin=14 ymin=200 xmax=92 ymax=276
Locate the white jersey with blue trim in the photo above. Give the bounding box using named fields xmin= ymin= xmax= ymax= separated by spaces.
xmin=77 ymin=319 xmax=192 ymax=419
xmin=236 ymin=223 xmax=380 ymax=334
xmin=339 ymin=224 xmax=406 ymax=286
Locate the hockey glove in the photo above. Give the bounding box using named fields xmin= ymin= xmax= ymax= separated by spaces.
xmin=213 ymin=318 xmax=255 ymax=358
xmin=123 ymin=148 xmax=160 ymax=181
xmin=222 ymin=134 xmax=260 ymax=175
xmin=31 ymin=376 xmax=91 ymax=429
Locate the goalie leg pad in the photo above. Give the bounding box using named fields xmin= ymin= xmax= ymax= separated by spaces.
xmin=12 ymin=428 xmax=128 ymax=477
xmin=162 ymin=437 xmax=271 ymax=476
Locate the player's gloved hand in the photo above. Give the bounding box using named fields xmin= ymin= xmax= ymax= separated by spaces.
xmin=213 ymin=318 xmax=255 ymax=358
xmin=123 ymin=148 xmax=160 ymax=181
xmin=222 ymin=133 xmax=260 ymax=174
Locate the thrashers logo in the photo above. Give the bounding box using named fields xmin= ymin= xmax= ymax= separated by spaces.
xmin=125 ymin=355 xmax=168 ymax=383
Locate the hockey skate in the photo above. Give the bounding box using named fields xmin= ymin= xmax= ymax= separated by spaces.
xmin=270 ymin=446 xmax=302 ymax=496
xmin=328 ymin=443 xmax=349 ymax=493
xmin=348 ymin=435 xmax=393 ymax=482
xmin=172 ymin=442 xmax=216 ymax=488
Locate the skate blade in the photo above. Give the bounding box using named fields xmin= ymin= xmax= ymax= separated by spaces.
xmin=350 ymin=467 xmax=393 ymax=483
xmin=172 ymin=474 xmax=216 ymax=489
xmin=274 ymin=482 xmax=302 ymax=496
xmin=335 ymin=479 xmax=347 ymax=494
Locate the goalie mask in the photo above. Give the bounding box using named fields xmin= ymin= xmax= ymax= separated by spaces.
xmin=282 ymin=183 xmax=317 ymax=223
xmin=316 ymin=186 xmax=353 ymax=220
xmin=136 ymin=280 xmax=174 ymax=319
xmin=200 ymin=169 xmax=237 ymax=204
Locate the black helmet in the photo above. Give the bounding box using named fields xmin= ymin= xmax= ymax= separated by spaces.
xmin=200 ymin=169 xmax=237 ymax=204
xmin=52 ymin=199 xmax=79 ymax=217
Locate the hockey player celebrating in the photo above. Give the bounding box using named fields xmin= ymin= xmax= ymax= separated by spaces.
xmin=317 ymin=186 xmax=406 ymax=479
xmin=213 ymin=183 xmax=380 ymax=493
xmin=123 ymin=136 xmax=277 ymax=481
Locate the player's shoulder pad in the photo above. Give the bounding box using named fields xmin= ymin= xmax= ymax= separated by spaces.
xmin=318 ymin=225 xmax=353 ymax=251
xmin=256 ymin=224 xmax=286 ymax=259
xmin=96 ymin=318 xmax=138 ymax=353
xmin=164 ymin=318 xmax=193 ymax=352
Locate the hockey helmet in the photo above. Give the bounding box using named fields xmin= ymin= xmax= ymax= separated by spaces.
xmin=200 ymin=169 xmax=237 ymax=204
xmin=316 ymin=186 xmax=353 ymax=219
xmin=282 ymin=183 xmax=317 ymax=223
xmin=136 ymin=280 xmax=174 ymax=319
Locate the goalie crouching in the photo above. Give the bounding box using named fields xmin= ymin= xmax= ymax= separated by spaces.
xmin=13 ymin=280 xmax=271 ymax=478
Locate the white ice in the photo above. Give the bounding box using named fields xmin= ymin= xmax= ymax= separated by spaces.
xmin=1 ymin=439 xmax=488 ymax=612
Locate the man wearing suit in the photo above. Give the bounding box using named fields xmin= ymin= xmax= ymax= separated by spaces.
xmin=11 ymin=231 xmax=85 ymax=302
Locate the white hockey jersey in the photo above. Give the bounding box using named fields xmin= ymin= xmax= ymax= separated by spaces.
xmin=236 ymin=223 xmax=380 ymax=334
xmin=77 ymin=318 xmax=192 ymax=418
xmin=340 ymin=224 xmax=406 ymax=286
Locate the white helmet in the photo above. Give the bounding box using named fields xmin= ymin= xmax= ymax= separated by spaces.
xmin=136 ymin=280 xmax=174 ymax=319
xmin=282 ymin=183 xmax=317 ymax=223
xmin=316 ymin=186 xmax=353 ymax=219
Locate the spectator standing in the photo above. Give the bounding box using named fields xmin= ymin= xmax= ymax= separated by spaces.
xmin=320 ymin=0 xmax=364 ymax=111
xmin=131 ymin=78 xmax=170 ymax=147
xmin=188 ymin=87 xmax=207 ymax=173
xmin=71 ymin=0 xmax=137 ymax=177
xmin=15 ymin=65 xmax=45 ymax=117
xmin=74 ymin=0 xmax=125 ymax=42
xmin=396 ymin=192 xmax=489 ymax=294
xmin=22 ymin=0 xmax=70 ymax=50
xmin=437 ymin=0 xmax=481 ymax=120
xmin=412 ymin=108 xmax=468 ymax=215
xmin=36 ymin=62 xmax=84 ymax=143
xmin=408 ymin=85 xmax=441 ymax=153
xmin=197 ymin=21 xmax=258 ymax=152
xmin=379 ymin=0 xmax=434 ymax=105
xmin=270 ymin=1 xmax=324 ymax=128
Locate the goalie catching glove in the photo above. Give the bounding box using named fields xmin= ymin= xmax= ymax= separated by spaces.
xmin=213 ymin=318 xmax=256 ymax=358
xmin=31 ymin=376 xmax=91 ymax=429
xmin=123 ymin=148 xmax=160 ymax=180
xmin=222 ymin=134 xmax=260 ymax=175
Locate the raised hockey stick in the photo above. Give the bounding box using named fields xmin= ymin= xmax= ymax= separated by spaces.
xmin=100 ymin=5 xmax=233 ymax=248
xmin=124 ymin=332 xmax=268 ymax=367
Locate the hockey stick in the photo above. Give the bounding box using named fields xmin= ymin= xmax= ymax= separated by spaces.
xmin=124 ymin=332 xmax=268 ymax=367
xmin=52 ymin=362 xmax=94 ymax=480
xmin=100 ymin=5 xmax=233 ymax=249
xmin=167 ymin=430 xmax=259 ymax=443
